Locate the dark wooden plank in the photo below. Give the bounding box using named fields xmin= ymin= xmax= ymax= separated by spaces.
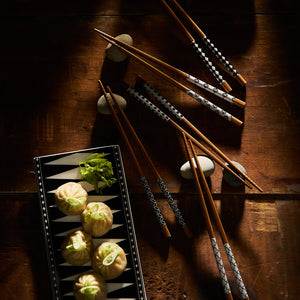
xmin=0 ymin=9 xmax=299 ymax=193
xmin=0 ymin=193 xmax=299 ymax=299
xmin=0 ymin=194 xmax=52 ymax=300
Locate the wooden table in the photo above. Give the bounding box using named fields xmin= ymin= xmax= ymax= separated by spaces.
xmin=1 ymin=0 xmax=299 ymax=299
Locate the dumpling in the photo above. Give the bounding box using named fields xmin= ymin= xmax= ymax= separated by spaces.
xmin=74 ymin=270 xmax=107 ymax=300
xmin=92 ymin=242 xmax=127 ymax=280
xmin=61 ymin=230 xmax=93 ymax=266
xmin=81 ymin=202 xmax=113 ymax=237
xmin=55 ymin=182 xmax=87 ymax=215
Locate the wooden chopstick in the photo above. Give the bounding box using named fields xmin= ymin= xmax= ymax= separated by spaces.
xmin=181 ymin=132 xmax=234 ymax=300
xmin=98 ymin=80 xmax=171 ymax=238
xmin=94 ymin=28 xmax=243 ymax=126
xmin=138 ymin=77 xmax=262 ymax=192
xmin=187 ymin=138 xmax=250 ymax=300
xmin=105 ymin=85 xmax=192 ymax=238
xmin=159 ymin=0 xmax=232 ymax=92
xmin=94 ymin=29 xmax=245 ymax=108
xmin=125 ymin=84 xmax=253 ymax=189
xmin=162 ymin=0 xmax=247 ymax=86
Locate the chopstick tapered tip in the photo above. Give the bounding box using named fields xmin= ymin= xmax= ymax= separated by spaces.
xmin=225 ymin=292 xmax=234 ymax=300
xmin=236 ymin=74 xmax=247 ymax=86
xmin=162 ymin=225 xmax=172 ymax=238
xmin=233 ymin=98 xmax=246 ymax=108
xmin=231 ymin=116 xmax=243 ymax=127
xmin=221 ymin=81 xmax=232 ymax=93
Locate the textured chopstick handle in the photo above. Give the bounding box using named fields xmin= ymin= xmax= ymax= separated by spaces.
xmin=140 ymin=176 xmax=170 ymax=238
xmin=191 ymin=40 xmax=226 ymax=87
xmin=143 ymin=82 xmax=184 ymax=121
xmin=203 ymin=37 xmax=237 ymax=77
xmin=127 ymin=87 xmax=170 ymax=122
xmin=186 ymin=74 xmax=237 ymax=105
xmin=157 ymin=177 xmax=187 ymax=228
xmin=186 ymin=89 xmax=237 ymax=124
xmin=210 ymin=238 xmax=231 ymax=294
xmin=211 ymin=238 xmax=232 ymax=296
xmin=224 ymin=243 xmax=249 ymax=299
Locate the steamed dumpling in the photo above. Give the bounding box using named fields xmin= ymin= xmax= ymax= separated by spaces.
xmin=61 ymin=230 xmax=93 ymax=266
xmin=74 ymin=270 xmax=107 ymax=300
xmin=55 ymin=182 xmax=87 ymax=215
xmin=81 ymin=202 xmax=113 ymax=237
xmin=92 ymin=242 xmax=127 ymax=280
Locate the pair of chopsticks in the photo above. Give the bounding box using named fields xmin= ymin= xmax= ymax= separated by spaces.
xmin=128 ymin=78 xmax=262 ymax=192
xmin=182 ymin=132 xmax=249 ymax=300
xmin=98 ymin=80 xmax=192 ymax=239
xmin=94 ymin=28 xmax=244 ymax=127
xmin=160 ymin=0 xmax=247 ymax=87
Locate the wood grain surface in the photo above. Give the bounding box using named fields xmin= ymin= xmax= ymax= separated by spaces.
xmin=0 ymin=0 xmax=299 ymax=299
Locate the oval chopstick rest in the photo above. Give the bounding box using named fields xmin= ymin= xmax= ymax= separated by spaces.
xmin=105 ymin=33 xmax=133 ymax=62
xmin=180 ymin=155 xmax=215 ymax=179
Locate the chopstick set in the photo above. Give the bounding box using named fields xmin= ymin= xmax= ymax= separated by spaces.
xmin=98 ymin=79 xmax=251 ymax=298
xmin=182 ymin=133 xmax=249 ymax=300
xmin=98 ymin=80 xmax=192 ymax=239
xmin=159 ymin=0 xmax=231 ymax=93
xmin=160 ymin=0 xmax=247 ymax=87
xmin=137 ymin=77 xmax=261 ymax=192
xmin=128 ymin=77 xmax=262 ymax=192
xmin=94 ymin=28 xmax=244 ymax=127
xmin=95 ymin=7 xmax=253 ymax=295
xmin=93 ymin=28 xmax=263 ymax=190
xmin=95 ymin=29 xmax=245 ymax=109
xmin=122 ymin=81 xmax=251 ymax=298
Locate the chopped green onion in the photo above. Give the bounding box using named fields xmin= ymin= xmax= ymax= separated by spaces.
xmin=64 ymin=196 xmax=86 ymax=210
xmin=66 ymin=235 xmax=86 ymax=251
xmin=100 ymin=243 xmax=118 ymax=254
xmin=103 ymin=251 xmax=120 ymax=266
xmin=91 ymin=211 xmax=107 ymax=221
xmin=80 ymin=286 xmax=99 ymax=299
xmin=83 ymin=204 xmax=108 ymax=222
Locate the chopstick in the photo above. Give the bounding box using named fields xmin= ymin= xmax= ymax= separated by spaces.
xmin=161 ymin=0 xmax=247 ymax=86
xmin=137 ymin=77 xmax=262 ymax=192
xmin=125 ymin=84 xmax=254 ymax=190
xmin=94 ymin=28 xmax=243 ymax=126
xmin=105 ymin=85 xmax=192 ymax=239
xmin=160 ymin=0 xmax=232 ymax=92
xmin=94 ymin=28 xmax=245 ymax=108
xmin=185 ymin=137 xmax=250 ymax=300
xmin=181 ymin=132 xmax=233 ymax=300
xmin=98 ymin=80 xmax=171 ymax=238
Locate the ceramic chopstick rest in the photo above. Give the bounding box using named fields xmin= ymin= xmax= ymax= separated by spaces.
xmin=97 ymin=93 xmax=127 ymax=115
xmin=222 ymin=161 xmax=247 ymax=187
xmin=180 ymin=155 xmax=215 ymax=179
xmin=105 ymin=34 xmax=133 ymax=62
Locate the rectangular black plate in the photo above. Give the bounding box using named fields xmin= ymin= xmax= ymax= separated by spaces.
xmin=34 ymin=145 xmax=147 ymax=300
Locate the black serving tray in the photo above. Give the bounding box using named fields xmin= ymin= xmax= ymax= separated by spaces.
xmin=34 ymin=145 xmax=147 ymax=300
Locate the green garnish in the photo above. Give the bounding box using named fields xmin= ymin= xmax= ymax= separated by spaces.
xmin=83 ymin=203 xmax=108 ymax=222
xmin=66 ymin=235 xmax=86 ymax=251
xmin=79 ymin=280 xmax=100 ymax=300
xmin=101 ymin=243 xmax=118 ymax=254
xmin=64 ymin=196 xmax=86 ymax=210
xmin=80 ymin=285 xmax=99 ymax=300
xmin=103 ymin=251 xmax=120 ymax=266
xmin=79 ymin=153 xmax=117 ymax=193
